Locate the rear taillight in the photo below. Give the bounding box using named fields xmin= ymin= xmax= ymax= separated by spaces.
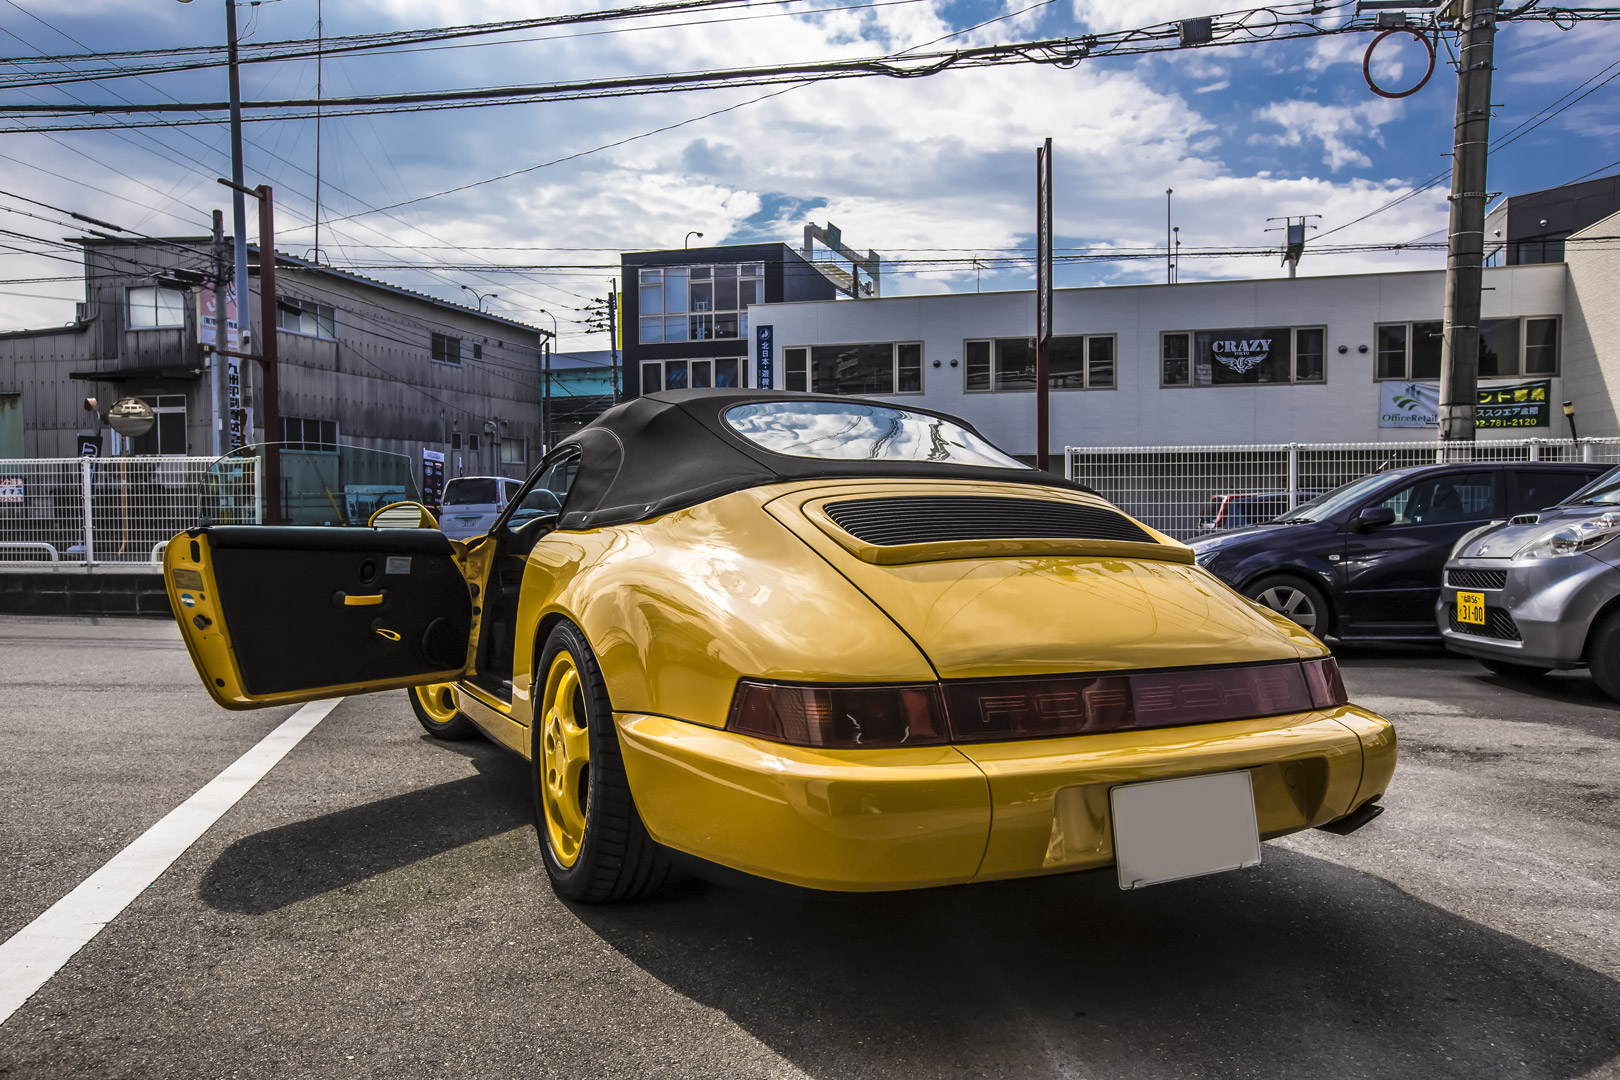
xmin=726 ymin=681 xmax=948 ymax=748
xmin=727 ymin=658 xmax=1349 ymax=748
xmin=1301 ymin=656 xmax=1348 ymax=709
xmin=944 ymin=662 xmax=1317 ymax=742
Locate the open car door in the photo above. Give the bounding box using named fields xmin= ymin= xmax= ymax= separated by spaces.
xmin=165 ymin=525 xmax=474 ymax=710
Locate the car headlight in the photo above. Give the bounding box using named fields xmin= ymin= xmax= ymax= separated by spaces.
xmin=1515 ymin=513 xmax=1620 ymax=560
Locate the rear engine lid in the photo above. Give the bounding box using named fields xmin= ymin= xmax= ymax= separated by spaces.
xmin=799 ymin=488 xmax=1192 ymax=567
xmin=767 ymin=482 xmax=1319 ymax=679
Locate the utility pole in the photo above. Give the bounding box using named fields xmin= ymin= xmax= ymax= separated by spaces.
xmin=220 ymin=179 xmax=281 ymax=524
xmin=256 ymin=187 xmax=280 ymax=524
xmin=209 ymin=209 xmax=226 ymax=456
xmin=1438 ymin=0 xmax=1498 ymax=445
xmin=541 ymin=334 xmax=552 ymax=451
xmin=1035 ymin=138 xmax=1053 ymax=472
xmin=225 ymin=0 xmax=250 ymax=410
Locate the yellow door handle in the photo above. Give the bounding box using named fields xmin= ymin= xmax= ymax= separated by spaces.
xmin=337 ymin=591 xmax=385 ymax=606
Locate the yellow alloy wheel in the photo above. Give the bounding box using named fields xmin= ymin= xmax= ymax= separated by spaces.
xmin=540 ymin=652 xmax=591 ymax=868
xmin=415 ymin=682 xmax=461 ymax=725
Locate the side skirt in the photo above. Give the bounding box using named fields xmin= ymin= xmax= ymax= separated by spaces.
xmin=459 ymin=687 xmax=531 ymax=759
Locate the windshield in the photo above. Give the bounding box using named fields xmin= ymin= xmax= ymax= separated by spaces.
xmin=1272 ymin=471 xmax=1404 ymax=523
xmin=1562 ymin=465 xmax=1620 ymax=506
xmin=724 ymin=401 xmax=1027 ymax=469
xmin=443 ymin=478 xmax=500 ymax=506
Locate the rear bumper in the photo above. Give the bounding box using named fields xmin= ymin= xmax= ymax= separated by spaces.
xmin=616 ymin=707 xmax=1395 ymax=892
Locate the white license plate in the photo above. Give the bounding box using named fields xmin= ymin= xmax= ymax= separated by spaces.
xmin=1110 ymin=771 xmax=1261 ymax=890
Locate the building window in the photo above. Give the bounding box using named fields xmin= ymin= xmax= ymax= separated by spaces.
xmin=641 ymin=358 xmax=741 ymax=392
xmin=279 ymin=416 xmax=338 ymax=451
xmin=638 ymin=263 xmax=763 ymax=344
xmin=1161 ymin=327 xmax=1327 ymax=387
xmin=963 ymin=335 xmax=1116 ymax=391
xmin=1524 ymin=317 xmax=1558 ymax=375
xmin=500 ymin=437 xmax=526 ymax=465
xmin=275 ymin=297 xmax=336 ymax=339
xmin=473 ymin=342 xmax=483 ymax=360
xmin=781 ymin=343 xmax=921 ymax=396
xmin=127 ymin=286 xmax=186 ymax=330
xmin=128 ymin=395 xmax=187 ymax=455
xmin=1509 ymin=233 xmax=1569 ymax=265
xmin=1374 ymin=317 xmax=1557 ymax=379
xmin=432 ymin=332 xmax=462 ymax=365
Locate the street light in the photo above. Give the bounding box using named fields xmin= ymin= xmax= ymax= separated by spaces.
xmin=684 ymin=231 xmax=704 ymax=249
xmin=460 ymin=285 xmax=497 ymax=312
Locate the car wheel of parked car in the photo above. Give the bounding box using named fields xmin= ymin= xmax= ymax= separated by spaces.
xmin=533 ymin=620 xmax=675 ymax=903
xmin=407 ymin=682 xmax=478 ymax=740
xmin=1478 ymin=659 xmax=1552 ymax=680
xmin=1245 ymin=575 xmax=1330 ymax=636
xmin=1587 ymin=611 xmax=1620 ymax=703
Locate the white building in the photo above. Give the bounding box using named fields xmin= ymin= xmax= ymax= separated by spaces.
xmin=744 ymin=255 xmax=1614 ymax=456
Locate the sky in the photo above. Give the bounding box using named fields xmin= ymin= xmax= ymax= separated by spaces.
xmin=0 ymin=0 xmax=1617 ymax=347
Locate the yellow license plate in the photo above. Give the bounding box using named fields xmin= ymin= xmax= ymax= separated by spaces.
xmin=1456 ymin=591 xmax=1486 ymax=626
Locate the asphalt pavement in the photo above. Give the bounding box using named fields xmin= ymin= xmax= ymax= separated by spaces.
xmin=0 ymin=615 xmax=1617 ymax=1079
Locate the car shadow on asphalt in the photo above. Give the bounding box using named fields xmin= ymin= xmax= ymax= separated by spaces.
xmin=197 ymin=737 xmax=532 ymax=915
xmin=572 ymin=849 xmax=1620 ymax=1078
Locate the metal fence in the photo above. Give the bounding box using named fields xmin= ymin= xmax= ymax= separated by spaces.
xmin=1065 ymin=438 xmax=1620 ymax=541
xmin=0 ymin=457 xmax=259 ymax=566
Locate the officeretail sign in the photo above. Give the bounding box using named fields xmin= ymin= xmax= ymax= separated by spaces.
xmin=1379 ymin=380 xmax=1551 ymax=428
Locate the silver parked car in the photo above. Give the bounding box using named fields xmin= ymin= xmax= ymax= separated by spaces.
xmin=1438 ymin=465 xmax=1620 ymax=699
xmin=438 ymin=475 xmax=523 ymax=540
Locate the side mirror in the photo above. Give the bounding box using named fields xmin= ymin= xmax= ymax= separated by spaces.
xmin=1354 ymin=506 xmax=1397 ymax=531
xmin=369 ymin=501 xmax=440 ymax=530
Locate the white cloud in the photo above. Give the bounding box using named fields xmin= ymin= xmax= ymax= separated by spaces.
xmin=1252 ymin=98 xmax=1402 ymax=170
xmin=0 ymin=0 xmax=1483 ymax=339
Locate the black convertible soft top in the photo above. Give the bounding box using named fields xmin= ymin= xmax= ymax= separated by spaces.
xmin=552 ymin=389 xmax=1088 ymax=529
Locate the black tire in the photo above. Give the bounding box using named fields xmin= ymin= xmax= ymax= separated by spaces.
xmin=1244 ymin=573 xmax=1332 ymax=638
xmin=1478 ymin=658 xmax=1552 ymax=680
xmin=532 ymin=621 xmax=675 ymax=903
xmin=407 ymin=683 xmax=479 ymax=740
xmin=1587 ymin=611 xmax=1620 ymax=703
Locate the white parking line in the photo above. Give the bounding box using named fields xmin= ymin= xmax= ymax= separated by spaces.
xmin=0 ymin=697 xmax=343 ymax=1027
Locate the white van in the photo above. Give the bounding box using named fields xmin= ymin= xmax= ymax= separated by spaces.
xmin=438 ymin=476 xmax=523 ymax=539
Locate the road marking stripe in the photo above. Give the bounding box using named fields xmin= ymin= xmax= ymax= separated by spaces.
xmin=0 ymin=697 xmax=343 ymax=1027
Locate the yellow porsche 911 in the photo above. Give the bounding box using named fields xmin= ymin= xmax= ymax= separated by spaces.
xmin=165 ymin=391 xmax=1395 ymax=903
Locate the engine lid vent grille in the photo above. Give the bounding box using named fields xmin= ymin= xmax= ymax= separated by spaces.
xmin=824 ymin=496 xmax=1153 ymax=547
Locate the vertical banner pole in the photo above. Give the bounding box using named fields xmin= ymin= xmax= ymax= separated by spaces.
xmin=1035 ymin=138 xmax=1053 ymax=472
xmin=80 ymin=457 xmax=94 ymax=568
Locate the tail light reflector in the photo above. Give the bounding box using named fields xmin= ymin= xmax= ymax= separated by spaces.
xmin=727 ymin=681 xmax=947 ymax=748
xmin=1302 ymin=656 xmax=1348 ymax=709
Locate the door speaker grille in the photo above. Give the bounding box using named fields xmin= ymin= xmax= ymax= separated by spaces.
xmin=824 ymin=496 xmax=1153 ymax=547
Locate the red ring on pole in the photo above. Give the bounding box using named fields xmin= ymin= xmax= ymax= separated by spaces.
xmin=1362 ymin=27 xmax=1436 ymax=99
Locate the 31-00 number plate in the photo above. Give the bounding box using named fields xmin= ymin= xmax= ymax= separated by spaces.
xmin=1456 ymin=590 xmax=1486 ymax=626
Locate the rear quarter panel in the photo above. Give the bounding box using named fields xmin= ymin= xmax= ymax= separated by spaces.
xmin=507 ymin=486 xmax=936 ymax=732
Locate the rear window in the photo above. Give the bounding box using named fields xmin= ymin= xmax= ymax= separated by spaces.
xmin=443 ymin=478 xmax=500 ymax=506
xmin=724 ymin=400 xmax=1026 ymax=469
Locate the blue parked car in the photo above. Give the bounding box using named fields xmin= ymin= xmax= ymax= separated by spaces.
xmin=1187 ymin=462 xmax=1605 ymax=641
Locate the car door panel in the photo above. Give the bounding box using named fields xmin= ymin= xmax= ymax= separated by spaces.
xmin=166 ymin=525 xmax=474 ymax=710
xmin=1342 ymin=470 xmax=1500 ymax=635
